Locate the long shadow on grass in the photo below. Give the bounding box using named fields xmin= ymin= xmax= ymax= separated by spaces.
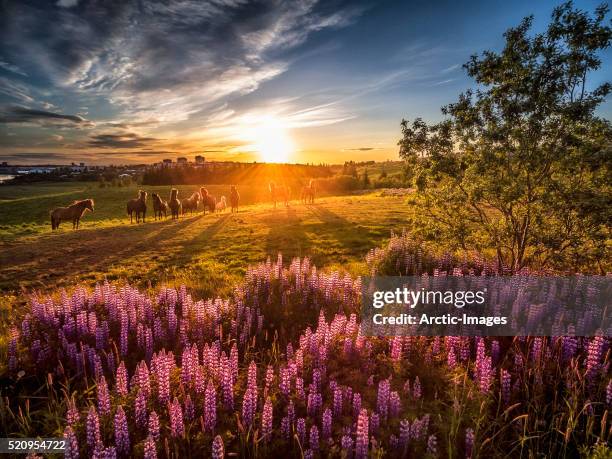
xmin=262 ymin=205 xmax=312 ymax=261
xmin=0 ymin=215 xmax=205 ymax=292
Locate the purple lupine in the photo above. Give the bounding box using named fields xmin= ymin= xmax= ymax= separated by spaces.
xmin=281 ymin=416 xmax=291 ymax=439
xmin=296 ymin=418 xmax=306 ymax=445
xmin=64 ymin=425 xmax=79 ymax=459
xmin=465 ymin=428 xmax=474 ymax=458
xmin=399 ymin=419 xmax=410 ymax=449
xmin=427 ymin=434 xmax=438 ymax=456
xmin=370 ymin=412 xmax=380 ymax=434
xmin=586 ymin=336 xmax=605 ymax=383
xmin=322 ymin=408 xmax=332 ymax=439
xmin=500 ymin=369 xmax=511 ymax=404
xmin=242 ymin=385 xmax=256 ymax=428
xmin=204 ymin=380 xmax=217 ymax=432
xmin=169 ymin=397 xmax=185 ymax=438
xmin=156 ymin=353 xmax=170 ymax=404
xmin=143 ymin=436 xmax=157 ymax=459
xmin=114 ymin=405 xmax=130 ymax=455
xmin=377 ymin=379 xmax=390 ymax=420
xmin=67 ymin=397 xmax=80 ymax=426
xmin=261 ymin=396 xmax=273 ymax=441
xmin=135 ymin=389 xmax=148 ymax=428
xmin=341 ymin=435 xmax=354 ymax=458
xmin=334 ymin=387 xmax=343 ymax=416
xmin=86 ymin=406 xmax=101 ymax=450
xmin=221 ymin=361 xmax=234 ymax=410
xmin=413 ymin=376 xmax=422 ymax=399
xmin=212 ymin=435 xmax=224 ymax=459
xmin=148 ymin=410 xmax=160 ymax=442
xmin=116 ymin=361 xmax=128 ymax=396
xmin=309 ymin=425 xmax=320 ymax=451
xmin=355 ymin=409 xmax=369 ymax=459
xmin=352 ymin=392 xmax=362 ymax=419
xmin=97 ymin=376 xmax=111 ymax=416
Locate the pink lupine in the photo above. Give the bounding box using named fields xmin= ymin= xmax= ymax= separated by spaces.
xmin=500 ymin=369 xmax=511 ymax=404
xmin=97 ymin=376 xmax=111 ymax=416
xmin=143 ymin=435 xmax=157 ymax=459
xmin=242 ymin=386 xmax=256 ymax=428
xmin=86 ymin=406 xmax=101 ymax=450
xmin=355 ymin=409 xmax=369 ymax=459
xmin=148 ymin=410 xmax=160 ymax=442
xmin=66 ymin=397 xmax=80 ymax=426
xmin=353 ymin=392 xmax=362 ymax=419
xmin=341 ymin=435 xmax=354 ymax=457
xmin=135 ymin=389 xmax=148 ymax=428
xmin=64 ymin=425 xmax=79 ymax=459
xmin=169 ymin=397 xmax=184 ymax=438
xmin=184 ymin=394 xmax=195 ymax=421
xmin=261 ymin=396 xmax=273 ymax=440
xmin=427 ymin=434 xmax=438 ymax=456
xmin=114 ymin=405 xmax=130 ymax=455
xmin=212 ymin=435 xmax=224 ymax=459
xmin=116 ymin=361 xmax=128 ymax=396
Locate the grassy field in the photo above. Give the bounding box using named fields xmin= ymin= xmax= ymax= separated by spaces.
xmin=0 ymin=182 xmax=414 ymax=301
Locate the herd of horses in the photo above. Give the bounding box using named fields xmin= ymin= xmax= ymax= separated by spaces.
xmin=49 ymin=180 xmax=317 ymax=230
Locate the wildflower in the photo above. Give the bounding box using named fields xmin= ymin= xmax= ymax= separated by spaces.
xmin=148 ymin=410 xmax=160 ymax=442
xmin=168 ymin=397 xmax=184 ymax=438
xmin=212 ymin=435 xmax=224 ymax=459
xmin=204 ymin=380 xmax=217 ymax=432
xmin=86 ymin=406 xmax=101 ymax=450
xmin=261 ymin=396 xmax=273 ymax=440
xmin=114 ymin=405 xmax=130 ymax=456
xmin=116 ymin=361 xmax=128 ymax=396
xmin=97 ymin=376 xmax=111 ymax=416
xmin=355 ymin=409 xmax=369 ymax=459
xmin=63 ymin=425 xmax=79 ymax=459
xmin=143 ymin=436 xmax=157 ymax=459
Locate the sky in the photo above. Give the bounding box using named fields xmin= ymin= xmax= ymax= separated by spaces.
xmin=0 ymin=0 xmax=610 ymax=166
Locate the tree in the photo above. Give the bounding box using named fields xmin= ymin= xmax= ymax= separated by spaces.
xmin=399 ymin=2 xmax=611 ymax=272
xmin=362 ymin=169 xmax=370 ymax=188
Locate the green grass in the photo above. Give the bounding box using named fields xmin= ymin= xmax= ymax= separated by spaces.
xmin=0 ymin=181 xmax=415 ymax=303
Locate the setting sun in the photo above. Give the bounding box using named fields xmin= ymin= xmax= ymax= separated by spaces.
xmin=249 ymin=118 xmax=296 ymax=163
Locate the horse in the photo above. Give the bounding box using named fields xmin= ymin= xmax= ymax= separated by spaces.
xmin=168 ymin=188 xmax=181 ymax=220
xmin=181 ymin=192 xmax=200 ymax=215
xmin=199 ymin=187 xmax=217 ymax=214
xmin=152 ymin=193 xmax=169 ymax=220
xmin=216 ymin=196 xmax=227 ymax=212
xmin=301 ymin=179 xmax=316 ymax=204
xmin=50 ymin=199 xmax=94 ymax=230
xmin=269 ymin=181 xmax=290 ymax=208
xmin=127 ymin=190 xmax=148 ymax=223
xmin=229 ymin=185 xmax=240 ymax=213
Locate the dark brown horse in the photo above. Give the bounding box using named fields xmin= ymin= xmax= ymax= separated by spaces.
xmin=169 ymin=188 xmax=181 ymax=220
xmin=50 ymin=199 xmax=94 ymax=230
xmin=229 ymin=185 xmax=240 ymax=212
xmin=152 ymin=193 xmax=169 ymax=220
xmin=127 ymin=190 xmax=147 ymax=223
xmin=181 ymin=192 xmax=200 ymax=215
xmin=301 ymin=179 xmax=316 ymax=204
xmin=199 ymin=187 xmax=217 ymax=214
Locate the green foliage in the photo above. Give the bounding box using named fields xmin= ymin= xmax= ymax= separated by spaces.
xmin=399 ymin=2 xmax=612 ymax=272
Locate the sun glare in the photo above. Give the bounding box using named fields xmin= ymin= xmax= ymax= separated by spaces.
xmin=249 ymin=117 xmax=296 ymax=163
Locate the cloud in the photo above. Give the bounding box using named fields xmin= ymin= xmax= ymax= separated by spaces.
xmin=343 ymin=147 xmax=375 ymax=151
xmin=0 ymin=60 xmax=27 ymax=77
xmin=0 ymin=0 xmax=362 ymax=127
xmin=0 ymin=106 xmax=89 ymax=125
xmin=51 ymin=134 xmax=64 ymax=141
xmin=87 ymin=132 xmax=160 ymax=149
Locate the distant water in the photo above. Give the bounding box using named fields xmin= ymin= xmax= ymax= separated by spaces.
xmin=0 ymin=175 xmax=15 ymax=183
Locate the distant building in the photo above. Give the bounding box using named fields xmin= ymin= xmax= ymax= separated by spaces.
xmin=177 ymin=157 xmax=188 ymax=165
xmin=79 ymin=162 xmax=85 ymax=167
xmin=195 ymin=155 xmax=205 ymax=164
xmin=163 ymin=159 xmax=173 ymax=166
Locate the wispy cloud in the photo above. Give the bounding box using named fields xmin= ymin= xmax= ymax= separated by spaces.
xmin=0 ymin=106 xmax=91 ymax=125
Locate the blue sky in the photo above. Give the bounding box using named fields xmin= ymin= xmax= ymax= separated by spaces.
xmin=0 ymin=0 xmax=610 ymax=165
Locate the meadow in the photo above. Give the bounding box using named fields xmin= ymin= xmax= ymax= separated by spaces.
xmin=0 ymin=180 xmax=609 ymax=459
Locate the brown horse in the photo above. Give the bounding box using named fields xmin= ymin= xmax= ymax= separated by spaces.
xmin=168 ymin=188 xmax=181 ymax=220
xmin=181 ymin=192 xmax=200 ymax=215
xmin=301 ymin=179 xmax=316 ymax=204
xmin=50 ymin=199 xmax=94 ymax=230
xmin=127 ymin=190 xmax=148 ymax=223
xmin=269 ymin=181 xmax=290 ymax=208
xmin=199 ymin=188 xmax=217 ymax=214
xmin=152 ymin=193 xmax=169 ymax=220
xmin=229 ymin=185 xmax=240 ymax=213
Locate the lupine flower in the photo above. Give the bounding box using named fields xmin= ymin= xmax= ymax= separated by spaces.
xmin=427 ymin=434 xmax=438 ymax=456
xmin=212 ymin=435 xmax=224 ymax=459
xmin=377 ymin=379 xmax=390 ymax=420
xmin=86 ymin=406 xmax=101 ymax=450
xmin=143 ymin=436 xmax=157 ymax=459
xmin=63 ymin=425 xmax=79 ymax=459
xmin=413 ymin=376 xmax=421 ymax=399
xmin=169 ymin=397 xmax=184 ymax=438
xmin=114 ymin=405 xmax=129 ymax=455
xmin=322 ymin=408 xmax=332 ymax=439
xmin=355 ymin=409 xmax=369 ymax=459
xmin=97 ymin=376 xmax=111 ymax=416
xmin=116 ymin=361 xmax=128 ymax=396
xmin=399 ymin=419 xmax=410 ymax=449
xmin=204 ymin=380 xmax=217 ymax=432
xmin=341 ymin=435 xmax=354 ymax=457
xmin=309 ymin=425 xmax=319 ymax=451
xmin=184 ymin=394 xmax=195 ymax=421
xmin=500 ymin=369 xmax=511 ymax=404
xmin=389 ymin=391 xmax=401 ymax=417
xmin=297 ymin=418 xmax=306 ymax=445
xmin=135 ymin=390 xmax=147 ymax=428
xmin=281 ymin=416 xmax=291 ymax=439
xmin=66 ymin=397 xmax=80 ymax=426
xmin=148 ymin=410 xmax=160 ymax=442
xmin=261 ymin=396 xmax=273 ymax=440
